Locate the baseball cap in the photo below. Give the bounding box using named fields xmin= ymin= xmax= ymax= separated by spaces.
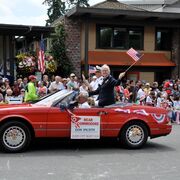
xmin=29 ymin=75 xmax=37 ymax=80
xmin=70 ymin=73 xmax=76 ymax=77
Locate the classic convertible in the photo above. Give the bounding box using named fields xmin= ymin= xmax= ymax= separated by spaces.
xmin=0 ymin=90 xmax=172 ymax=152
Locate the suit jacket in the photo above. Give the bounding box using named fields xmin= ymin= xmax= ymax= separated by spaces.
xmin=89 ymin=75 xmax=122 ymax=107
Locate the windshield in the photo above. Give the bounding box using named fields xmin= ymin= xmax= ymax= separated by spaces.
xmin=34 ymin=90 xmax=71 ymax=106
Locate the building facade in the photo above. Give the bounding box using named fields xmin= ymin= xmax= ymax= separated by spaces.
xmin=56 ymin=0 xmax=180 ymax=83
xmin=0 ymin=24 xmax=53 ymax=81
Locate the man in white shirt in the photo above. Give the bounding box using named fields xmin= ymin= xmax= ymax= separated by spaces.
xmin=93 ymin=67 xmax=103 ymax=90
xmin=48 ymin=76 xmax=65 ymax=93
xmin=90 ymin=67 xmax=103 ymax=100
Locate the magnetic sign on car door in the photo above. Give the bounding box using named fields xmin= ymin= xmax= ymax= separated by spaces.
xmin=71 ymin=116 xmax=101 ymax=139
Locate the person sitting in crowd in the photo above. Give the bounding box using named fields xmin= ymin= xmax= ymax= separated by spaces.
xmin=37 ymin=81 xmax=48 ymax=97
xmin=21 ymin=77 xmax=28 ymax=90
xmin=48 ymin=76 xmax=65 ymax=93
xmin=18 ymin=88 xmax=25 ymax=102
xmin=67 ymin=73 xmax=79 ymax=91
xmin=89 ymin=64 xmax=125 ymax=107
xmin=5 ymin=89 xmax=13 ymax=104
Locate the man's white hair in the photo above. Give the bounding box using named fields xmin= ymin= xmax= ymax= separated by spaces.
xmin=101 ymin=64 xmax=110 ymax=74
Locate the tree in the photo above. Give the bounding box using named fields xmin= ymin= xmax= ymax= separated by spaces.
xmin=43 ymin=0 xmax=66 ymax=26
xmin=50 ymin=24 xmax=73 ymax=77
xmin=67 ymin=0 xmax=89 ymax=7
xmin=43 ymin=0 xmax=89 ymax=26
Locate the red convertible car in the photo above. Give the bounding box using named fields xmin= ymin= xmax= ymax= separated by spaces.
xmin=0 ymin=90 xmax=172 ymax=152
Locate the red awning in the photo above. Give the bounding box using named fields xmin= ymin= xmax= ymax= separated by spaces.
xmin=87 ymin=51 xmax=176 ymax=67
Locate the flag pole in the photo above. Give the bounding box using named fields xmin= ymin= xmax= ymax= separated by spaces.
xmin=125 ymin=54 xmax=144 ymax=73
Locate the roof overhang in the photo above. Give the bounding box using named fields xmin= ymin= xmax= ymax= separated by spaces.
xmin=0 ymin=23 xmax=54 ymax=37
xmin=66 ymin=6 xmax=180 ymax=22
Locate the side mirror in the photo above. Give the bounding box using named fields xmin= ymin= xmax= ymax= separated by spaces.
xmin=59 ymin=103 xmax=67 ymax=111
xmin=69 ymin=101 xmax=78 ymax=110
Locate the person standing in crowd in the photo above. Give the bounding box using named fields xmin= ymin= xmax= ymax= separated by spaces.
xmin=79 ymin=82 xmax=89 ymax=94
xmin=12 ymin=81 xmax=20 ymax=96
xmin=136 ymin=84 xmax=146 ymax=105
xmin=146 ymin=91 xmax=156 ymax=106
xmin=24 ymin=75 xmax=38 ymax=102
xmin=151 ymin=81 xmax=160 ymax=96
xmin=124 ymin=84 xmax=132 ymax=103
xmin=132 ymin=80 xmax=142 ymax=103
xmin=93 ymin=66 xmax=103 ymax=91
xmin=48 ymin=76 xmax=65 ymax=93
xmin=144 ymin=83 xmax=152 ymax=97
xmin=128 ymin=80 xmax=135 ymax=103
xmin=21 ymin=77 xmax=28 ymax=90
xmin=89 ymin=64 xmax=125 ymax=107
xmin=89 ymin=75 xmax=97 ymax=91
xmin=43 ymin=74 xmax=51 ymax=89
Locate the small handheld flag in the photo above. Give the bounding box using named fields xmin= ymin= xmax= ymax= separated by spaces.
xmin=126 ymin=48 xmax=143 ymax=61
xmin=125 ymin=48 xmax=144 ymax=72
xmin=89 ymin=66 xmax=96 ymax=74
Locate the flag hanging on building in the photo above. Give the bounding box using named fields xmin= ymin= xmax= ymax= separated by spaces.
xmin=38 ymin=35 xmax=45 ymax=74
xmin=126 ymin=48 xmax=142 ymax=62
xmin=89 ymin=65 xmax=96 ymax=74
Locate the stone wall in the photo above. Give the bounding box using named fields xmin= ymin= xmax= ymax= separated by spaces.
xmin=171 ymin=28 xmax=180 ymax=79
xmin=64 ymin=16 xmax=81 ymax=78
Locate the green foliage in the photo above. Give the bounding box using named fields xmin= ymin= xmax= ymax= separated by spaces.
xmin=50 ymin=24 xmax=73 ymax=77
xmin=43 ymin=0 xmax=66 ymax=26
xmin=43 ymin=0 xmax=89 ymax=26
xmin=67 ymin=0 xmax=89 ymax=7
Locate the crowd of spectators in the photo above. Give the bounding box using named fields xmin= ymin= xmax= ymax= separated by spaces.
xmin=0 ymin=67 xmax=179 ymax=122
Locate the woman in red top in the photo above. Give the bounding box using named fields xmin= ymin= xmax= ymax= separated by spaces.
xmin=124 ymin=84 xmax=132 ymax=103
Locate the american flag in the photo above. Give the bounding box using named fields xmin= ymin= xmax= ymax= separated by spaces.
xmin=89 ymin=66 xmax=96 ymax=74
xmin=38 ymin=35 xmax=45 ymax=74
xmin=126 ymin=48 xmax=142 ymax=62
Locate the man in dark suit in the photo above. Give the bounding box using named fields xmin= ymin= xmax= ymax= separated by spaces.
xmin=89 ymin=64 xmax=125 ymax=107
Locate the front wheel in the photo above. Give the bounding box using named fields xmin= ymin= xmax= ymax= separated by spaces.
xmin=0 ymin=121 xmax=32 ymax=153
xmin=120 ymin=121 xmax=148 ymax=149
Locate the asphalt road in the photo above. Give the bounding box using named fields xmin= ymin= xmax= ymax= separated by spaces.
xmin=0 ymin=124 xmax=180 ymax=180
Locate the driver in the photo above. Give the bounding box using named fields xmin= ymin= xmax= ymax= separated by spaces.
xmin=77 ymin=92 xmax=91 ymax=108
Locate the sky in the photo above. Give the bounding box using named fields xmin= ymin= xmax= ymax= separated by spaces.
xmin=0 ymin=0 xmax=133 ymax=26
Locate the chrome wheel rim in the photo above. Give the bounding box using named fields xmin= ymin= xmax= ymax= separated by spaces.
xmin=3 ymin=126 xmax=26 ymax=149
xmin=126 ymin=125 xmax=144 ymax=145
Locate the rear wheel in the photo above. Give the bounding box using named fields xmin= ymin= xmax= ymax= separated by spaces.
xmin=120 ymin=121 xmax=148 ymax=149
xmin=0 ymin=121 xmax=31 ymax=153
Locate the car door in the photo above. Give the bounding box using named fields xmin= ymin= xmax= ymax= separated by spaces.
xmin=47 ymin=106 xmax=71 ymax=137
xmin=71 ymin=107 xmax=109 ymax=138
xmin=46 ymin=106 xmax=109 ymax=138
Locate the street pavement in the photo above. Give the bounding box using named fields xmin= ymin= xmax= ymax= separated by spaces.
xmin=0 ymin=124 xmax=180 ymax=180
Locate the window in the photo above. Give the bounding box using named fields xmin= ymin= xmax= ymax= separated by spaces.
xmin=97 ymin=25 xmax=143 ymax=50
xmin=156 ymin=28 xmax=172 ymax=50
xmin=99 ymin=27 xmax=113 ymax=48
